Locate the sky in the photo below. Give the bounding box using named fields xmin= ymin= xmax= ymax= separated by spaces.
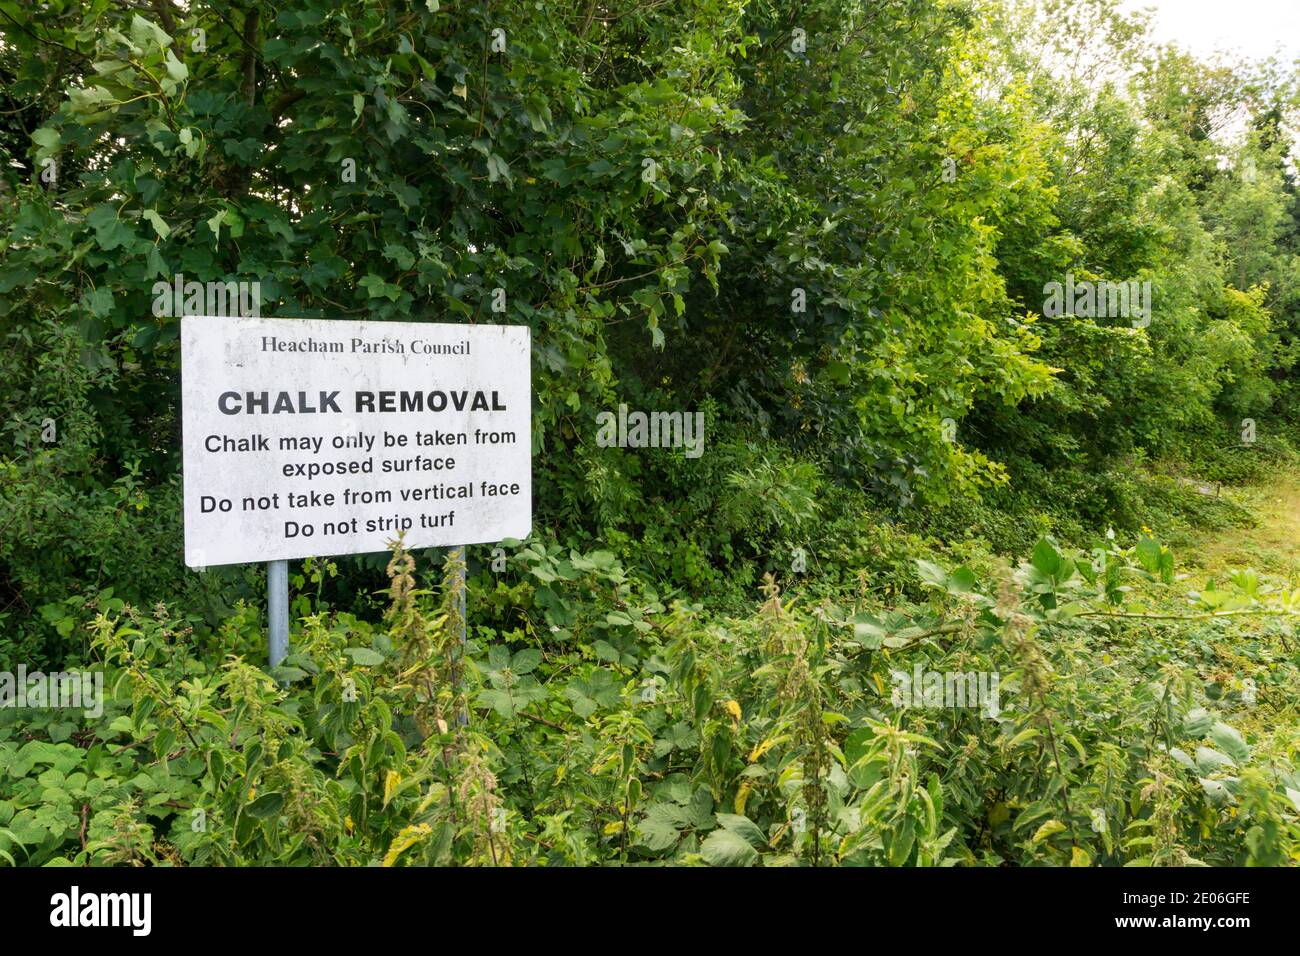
xmin=1120 ymin=0 xmax=1300 ymax=64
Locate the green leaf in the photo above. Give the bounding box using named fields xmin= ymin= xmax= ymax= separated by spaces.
xmin=1181 ymin=707 xmax=1213 ymax=737
xmin=206 ymin=208 xmax=226 ymax=242
xmin=1031 ymin=539 xmax=1061 ymax=577
xmin=142 ymin=210 xmax=170 ymax=239
xmin=888 ymin=816 xmax=916 ymax=865
xmin=1158 ymin=550 xmax=1175 ymax=585
xmin=1168 ymin=747 xmax=1196 ymax=771
xmin=1199 ymin=777 xmax=1232 ymax=807
xmin=478 ymin=688 xmax=519 ymax=718
xmin=486 ymin=154 xmax=512 ymax=184
xmin=359 ymin=274 xmax=402 ymax=301
xmin=715 ymin=813 xmax=765 ymax=847
xmin=246 ymin=792 xmax=284 ymax=820
xmin=851 ymin=613 xmax=885 ymax=649
xmin=68 ymin=85 xmax=114 ymax=113
xmin=81 ymin=287 xmax=114 ymax=318
xmin=1052 ymin=601 xmax=1088 ymax=621
xmin=1031 ymin=820 xmax=1066 ymax=845
xmin=1194 ymin=746 xmax=1235 ymax=774
xmin=86 ymin=203 xmax=135 ymax=251
xmin=1208 ymin=722 xmax=1249 ymax=765
xmin=129 ymin=14 xmax=171 ymax=52
xmin=700 ymin=827 xmax=758 ymax=866
xmin=914 ymin=559 xmax=948 ymax=589
xmin=1136 ymin=539 xmax=1162 ymax=573
xmin=511 ymin=648 xmax=542 ymax=675
xmin=164 ymin=49 xmax=188 ymax=83
xmin=946 ymin=565 xmax=977 ymax=594
xmin=344 ymin=647 xmax=385 ymax=666
xmin=382 ymin=243 xmax=415 ymax=270
xmin=31 ymin=127 xmax=60 ymax=154
xmin=636 ymin=803 xmax=687 ymax=851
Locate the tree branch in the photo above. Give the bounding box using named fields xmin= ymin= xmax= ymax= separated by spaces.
xmin=241 ymin=7 xmax=260 ymax=106
xmin=151 ymin=0 xmax=177 ymax=37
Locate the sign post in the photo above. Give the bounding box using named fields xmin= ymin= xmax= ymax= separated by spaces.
xmin=180 ymin=315 xmax=531 ymax=667
xmin=268 ymin=559 xmax=289 ymax=667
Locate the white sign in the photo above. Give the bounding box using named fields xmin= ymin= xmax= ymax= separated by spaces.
xmin=181 ymin=315 xmax=531 ymax=567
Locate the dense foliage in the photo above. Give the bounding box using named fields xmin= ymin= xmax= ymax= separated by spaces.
xmin=1 ymin=0 xmax=1298 ymax=866
xmin=5 ymin=535 xmax=1300 ymax=866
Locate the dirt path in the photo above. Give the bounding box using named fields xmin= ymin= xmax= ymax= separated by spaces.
xmin=1185 ymin=471 xmax=1300 ymax=579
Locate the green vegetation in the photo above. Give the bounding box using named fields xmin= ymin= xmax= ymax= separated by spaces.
xmin=2 ymin=0 xmax=1299 ymax=866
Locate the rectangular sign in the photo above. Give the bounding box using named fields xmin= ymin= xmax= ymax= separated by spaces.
xmin=181 ymin=315 xmax=530 ymax=567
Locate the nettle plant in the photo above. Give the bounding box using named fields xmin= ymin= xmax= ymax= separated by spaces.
xmin=614 ymin=535 xmax=1300 ymax=866
xmin=2 ymin=542 xmax=501 ymax=866
xmin=1 ymin=533 xmax=1296 ymax=867
xmin=874 ymin=537 xmax=1300 ymax=866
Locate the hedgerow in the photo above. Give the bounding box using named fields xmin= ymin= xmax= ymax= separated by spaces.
xmin=2 ymin=0 xmax=1300 ymax=866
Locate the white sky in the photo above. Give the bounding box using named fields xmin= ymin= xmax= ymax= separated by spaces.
xmin=1120 ymin=0 xmax=1300 ymax=63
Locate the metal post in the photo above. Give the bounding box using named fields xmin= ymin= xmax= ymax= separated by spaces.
xmin=268 ymin=559 xmax=289 ymax=667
